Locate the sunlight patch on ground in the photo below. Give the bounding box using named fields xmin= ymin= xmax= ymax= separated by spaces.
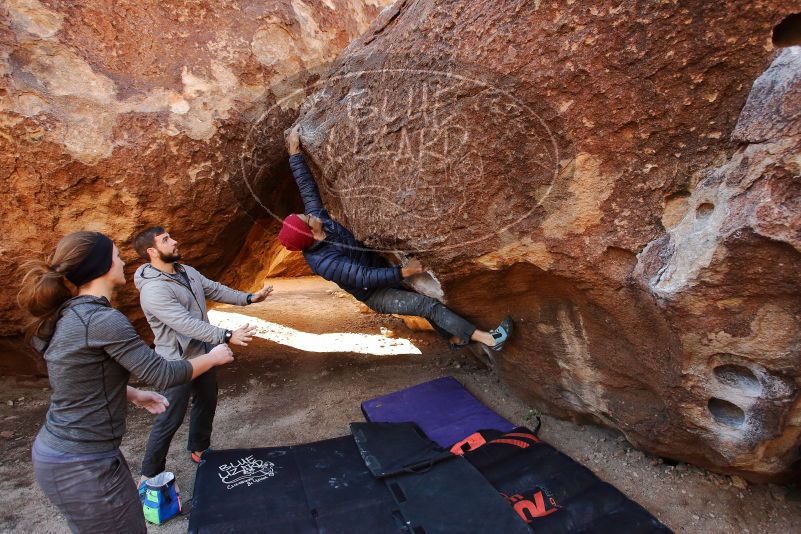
xmin=208 ymin=310 xmax=422 ymax=356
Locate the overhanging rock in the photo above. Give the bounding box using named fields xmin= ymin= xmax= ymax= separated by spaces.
xmin=294 ymin=0 xmax=801 ymax=479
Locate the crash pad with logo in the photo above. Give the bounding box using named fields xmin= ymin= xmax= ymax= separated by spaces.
xmin=188 ymin=436 xmax=399 ymax=534
xmin=189 ymin=430 xmax=529 ymax=534
xmin=460 ymin=427 xmax=672 ymax=533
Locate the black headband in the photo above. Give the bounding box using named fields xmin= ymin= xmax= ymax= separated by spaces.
xmin=66 ymin=233 xmax=114 ymax=287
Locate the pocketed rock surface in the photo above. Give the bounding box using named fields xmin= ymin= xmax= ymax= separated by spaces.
xmin=293 ymin=1 xmax=801 ymax=479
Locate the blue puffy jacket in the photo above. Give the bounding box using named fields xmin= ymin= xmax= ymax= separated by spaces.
xmin=289 ymin=154 xmax=403 ymax=301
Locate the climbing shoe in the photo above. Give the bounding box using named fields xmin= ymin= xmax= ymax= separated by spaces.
xmin=489 ymin=316 xmax=514 ymax=351
xmin=190 ymin=448 xmax=211 ymax=464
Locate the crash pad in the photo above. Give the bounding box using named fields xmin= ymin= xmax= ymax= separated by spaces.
xmin=361 ymin=376 xmax=515 ymax=448
xmin=188 ymin=436 xmax=400 ymax=534
xmin=351 ymin=421 xmax=530 ymax=534
xmin=190 ymin=428 xmax=529 ymax=534
xmin=462 ymin=427 xmax=672 ymax=533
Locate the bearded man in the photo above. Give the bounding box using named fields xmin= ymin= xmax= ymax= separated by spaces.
xmin=131 ymin=227 xmax=270 ymax=483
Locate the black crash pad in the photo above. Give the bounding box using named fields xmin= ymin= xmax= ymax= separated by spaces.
xmin=352 ymin=421 xmax=531 ymax=534
xmin=191 ymin=426 xmax=532 ymax=534
xmin=351 ymin=422 xmax=453 ymax=478
xmin=462 ymin=427 xmax=672 ymax=534
xmin=189 ymin=435 xmax=400 ymax=534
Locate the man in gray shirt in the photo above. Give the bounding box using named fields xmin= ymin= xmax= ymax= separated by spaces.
xmin=132 ymin=227 xmax=273 ymax=480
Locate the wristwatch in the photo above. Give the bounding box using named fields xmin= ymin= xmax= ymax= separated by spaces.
xmin=223 ymin=330 xmax=233 ymax=343
xmin=246 ymin=293 xmax=253 ymax=305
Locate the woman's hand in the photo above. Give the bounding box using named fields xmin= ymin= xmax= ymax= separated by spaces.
xmin=127 ymin=387 xmax=169 ymax=415
xmin=209 ymin=343 xmax=235 ymax=365
xmin=189 ymin=345 xmax=235 ymax=380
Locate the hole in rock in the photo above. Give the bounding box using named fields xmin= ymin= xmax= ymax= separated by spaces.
xmin=713 ymin=364 xmax=761 ymax=396
xmin=708 ymin=398 xmax=745 ymax=428
xmin=773 ymin=14 xmax=801 ymax=47
xmin=695 ymin=202 xmax=714 ymax=220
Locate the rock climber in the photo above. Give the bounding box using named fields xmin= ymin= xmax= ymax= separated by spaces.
xmin=278 ymin=126 xmax=513 ymax=351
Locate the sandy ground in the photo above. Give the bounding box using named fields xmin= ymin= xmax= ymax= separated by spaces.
xmin=1 ymin=276 xmax=799 ymax=533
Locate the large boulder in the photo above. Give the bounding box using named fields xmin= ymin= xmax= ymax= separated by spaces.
xmin=294 ymin=1 xmax=801 ymax=479
xmin=0 ymin=0 xmax=389 ymax=373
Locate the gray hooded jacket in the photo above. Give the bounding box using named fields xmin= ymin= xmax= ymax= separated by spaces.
xmin=134 ymin=263 xmax=249 ymax=361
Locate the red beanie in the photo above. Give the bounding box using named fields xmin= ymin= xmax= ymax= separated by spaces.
xmin=278 ymin=214 xmax=315 ymax=251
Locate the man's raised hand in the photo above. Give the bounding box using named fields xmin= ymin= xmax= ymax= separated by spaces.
xmin=249 ymin=282 xmax=274 ymax=304
xmin=286 ymin=125 xmax=301 ymax=155
xmin=230 ymin=323 xmax=257 ymax=346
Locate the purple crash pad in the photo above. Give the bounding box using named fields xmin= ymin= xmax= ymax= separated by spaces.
xmin=361 ymin=376 xmax=515 ymax=448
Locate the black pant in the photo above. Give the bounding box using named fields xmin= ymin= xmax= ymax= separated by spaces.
xmin=140 ymin=367 xmax=217 ymax=478
xmin=365 ymin=288 xmax=477 ymax=345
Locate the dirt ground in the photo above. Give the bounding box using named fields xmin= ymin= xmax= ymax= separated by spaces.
xmin=1 ymin=276 xmax=799 ymax=533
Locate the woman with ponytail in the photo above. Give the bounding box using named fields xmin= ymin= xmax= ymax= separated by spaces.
xmin=18 ymin=231 xmax=234 ymax=534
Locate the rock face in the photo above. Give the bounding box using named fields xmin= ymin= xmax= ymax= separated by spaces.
xmin=0 ymin=0 xmax=389 ymax=372
xmin=294 ymin=1 xmax=801 ymax=479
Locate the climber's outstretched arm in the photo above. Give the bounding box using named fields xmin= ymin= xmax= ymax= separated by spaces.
xmin=287 ymin=127 xmax=325 ymax=218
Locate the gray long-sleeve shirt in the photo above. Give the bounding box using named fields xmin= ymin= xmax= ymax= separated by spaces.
xmin=134 ymin=263 xmax=250 ymax=361
xmin=37 ymin=295 xmax=193 ymax=454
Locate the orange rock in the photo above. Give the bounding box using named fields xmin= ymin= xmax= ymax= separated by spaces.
xmin=0 ymin=0 xmax=390 ymax=374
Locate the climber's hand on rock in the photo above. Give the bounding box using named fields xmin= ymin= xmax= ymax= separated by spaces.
xmin=401 ymin=258 xmax=425 ymax=278
xmin=287 ymin=125 xmax=301 ymax=155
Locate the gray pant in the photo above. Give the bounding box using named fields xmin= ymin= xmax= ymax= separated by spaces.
xmin=141 ymin=367 xmax=217 ymax=477
xmin=365 ymin=288 xmax=477 ymax=345
xmin=33 ymin=450 xmax=146 ymax=534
